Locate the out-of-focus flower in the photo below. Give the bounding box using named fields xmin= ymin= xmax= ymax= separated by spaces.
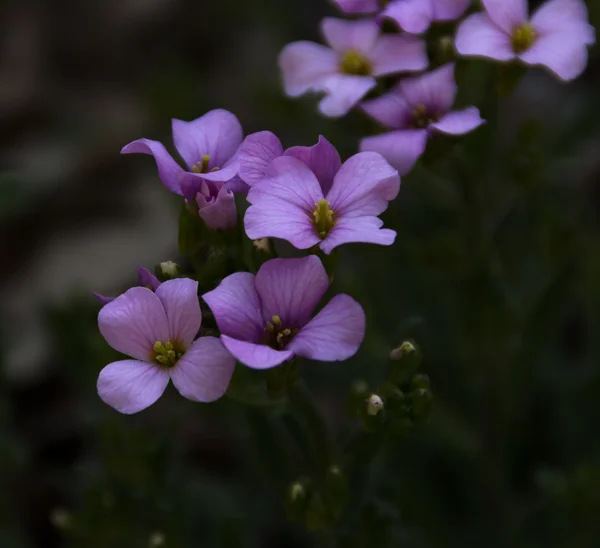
xmin=93 ymin=266 xmax=160 ymax=305
xmin=333 ymin=0 xmax=470 ymax=35
xmin=279 ymin=18 xmax=428 ymax=117
xmin=455 ymin=0 xmax=595 ymax=81
xmin=203 ymin=256 xmax=366 ymax=370
xmin=360 ymin=64 xmax=484 ymax=175
xmin=244 ymin=150 xmax=400 ymax=254
xmin=97 ymin=278 xmax=235 ymax=414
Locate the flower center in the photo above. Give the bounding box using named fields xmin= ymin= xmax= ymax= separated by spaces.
xmin=340 ymin=50 xmax=372 ymax=76
xmin=313 ymin=199 xmax=335 ymax=239
xmin=412 ymin=104 xmax=439 ymax=129
xmin=191 ymin=154 xmax=221 ymax=174
xmin=264 ymin=315 xmax=298 ymax=349
xmin=511 ymin=23 xmax=537 ymax=54
xmin=152 ymin=340 xmax=185 ymax=367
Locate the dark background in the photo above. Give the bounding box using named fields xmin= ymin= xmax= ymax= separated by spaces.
xmin=2 ymin=0 xmax=600 ymax=546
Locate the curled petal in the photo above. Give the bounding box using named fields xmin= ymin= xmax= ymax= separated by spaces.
xmin=321 ymin=216 xmax=396 ymax=254
xmin=155 ymin=278 xmax=201 ymax=347
xmin=197 ymin=185 xmax=238 ymax=231
xmin=93 ymin=292 xmax=114 ymax=305
xmin=318 ymin=74 xmax=377 ymax=118
xmin=455 ymin=13 xmax=515 ymax=61
xmin=360 ymin=129 xmax=428 ymax=176
xmin=221 ymin=335 xmax=294 ymax=370
xmin=430 ymin=107 xmax=485 ymax=135
xmin=137 ymin=267 xmax=161 ymax=290
xmin=279 ymin=41 xmax=338 ymax=97
xmin=321 ymin=17 xmax=379 ymax=53
xmin=238 ymin=131 xmax=284 ymax=187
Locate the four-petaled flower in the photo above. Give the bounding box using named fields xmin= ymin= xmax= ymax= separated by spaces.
xmin=97 ymin=278 xmax=235 ymax=414
xmin=93 ymin=266 xmax=160 ymax=305
xmin=456 ymin=0 xmax=595 ymax=81
xmin=203 ymin=256 xmax=366 ymax=370
xmin=244 ymin=146 xmax=400 ymax=254
xmin=122 ymin=109 xmax=245 ymax=230
xmin=332 ymin=0 xmax=470 ymax=35
xmin=360 ymin=63 xmax=485 ymax=175
xmin=279 ymin=17 xmax=428 ymax=117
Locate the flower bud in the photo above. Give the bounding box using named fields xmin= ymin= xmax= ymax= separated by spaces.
xmin=326 ymin=465 xmax=350 ymax=514
xmin=155 ymin=261 xmax=181 ymax=281
xmin=304 ymin=493 xmax=331 ymax=531
xmin=379 ymin=382 xmax=406 ymax=414
xmin=366 ymin=394 xmax=384 ymax=416
xmin=410 ymin=388 xmax=433 ymax=424
xmin=389 ymin=340 xmax=422 ymax=384
xmin=410 ymin=373 xmax=430 ymax=390
xmin=253 ymin=238 xmax=271 ymax=254
xmin=286 ymin=480 xmax=311 ymax=521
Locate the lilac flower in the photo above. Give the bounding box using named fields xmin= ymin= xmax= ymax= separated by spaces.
xmin=279 ymin=17 xmax=428 ymax=117
xmin=332 ymin=0 xmax=470 ymax=35
xmin=455 ymin=0 xmax=595 ymax=81
xmin=244 ymin=147 xmax=400 ymax=255
xmin=93 ymin=266 xmax=161 ymax=305
xmin=203 ymin=256 xmax=365 ymax=370
xmin=360 ymin=64 xmax=484 ymax=175
xmin=122 ymin=109 xmax=245 ymax=229
xmin=97 ymin=278 xmax=235 ymax=414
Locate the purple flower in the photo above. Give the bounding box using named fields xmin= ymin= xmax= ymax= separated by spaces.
xmin=279 ymin=17 xmax=428 ymax=117
xmin=332 ymin=0 xmax=470 ymax=35
xmin=244 ymin=147 xmax=400 ymax=255
xmin=203 ymin=256 xmax=366 ymax=370
xmin=455 ymin=0 xmax=595 ymax=81
xmin=238 ymin=132 xmax=341 ymax=189
xmin=122 ymin=109 xmax=245 ymax=230
xmin=360 ymin=64 xmax=484 ymax=175
xmin=97 ymin=278 xmax=235 ymax=414
xmin=93 ymin=266 xmax=161 ymax=305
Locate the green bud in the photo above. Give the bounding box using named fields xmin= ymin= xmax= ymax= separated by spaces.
xmin=366 ymin=394 xmax=384 ymax=416
xmin=410 ymin=388 xmax=433 ymax=424
xmin=156 ymin=261 xmax=181 ymax=281
xmin=410 ymin=373 xmax=430 ymax=390
xmin=389 ymin=340 xmax=423 ymax=383
xmin=378 ymin=382 xmax=406 ymax=414
xmin=286 ymin=480 xmax=311 ymax=521
xmin=359 ymin=394 xmax=385 ymax=432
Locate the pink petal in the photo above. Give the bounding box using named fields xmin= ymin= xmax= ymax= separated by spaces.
xmin=381 ymin=0 xmax=434 ymax=34
xmin=430 ymin=107 xmax=485 ymax=135
xmin=531 ymin=0 xmax=595 ymax=44
xmin=326 ymin=151 xmax=400 ymax=218
xmin=455 ymin=13 xmax=515 ymax=61
xmin=284 ymin=135 xmax=342 ymax=195
xmin=370 ymin=34 xmax=429 ymax=77
xmin=318 ymin=74 xmax=377 ymax=118
xmin=361 ymin=90 xmax=413 ymax=130
xmin=197 ymin=185 xmax=238 ymax=231
xmin=482 ymin=0 xmax=528 ymax=33
xmin=121 ymin=139 xmax=184 ymax=195
xmin=154 ymin=278 xmax=201 ymax=347
xmin=321 ymin=17 xmax=380 ymax=54
xmin=202 ymin=272 xmax=264 ymax=343
xmin=238 ymin=131 xmax=284 ymax=187
xmin=221 ymin=335 xmax=294 ymax=370
xmin=321 ymin=216 xmax=397 ymax=254
xmin=170 ymin=336 xmax=235 ymax=402
xmin=399 ymin=63 xmax=457 ymax=113
xmin=287 ymin=294 xmax=366 ymax=361
xmin=279 ymin=41 xmax=338 ymax=97
xmin=172 ymin=110 xmax=243 ymax=171
xmin=93 ymin=292 xmax=114 ymax=305
xmin=432 ymin=0 xmax=470 ymax=20
xmin=98 ymin=287 xmax=169 ymax=361
xmin=331 ymin=0 xmax=379 ymax=13
xmin=195 ymin=158 xmax=241 ymax=184
xmin=97 ymin=359 xmax=169 ymax=414
xmin=244 ymin=156 xmax=323 ymax=249
xmin=359 ymin=129 xmax=428 ymax=176
xmin=137 ymin=267 xmax=161 ymax=290
xmin=255 ymin=256 xmax=329 ymax=328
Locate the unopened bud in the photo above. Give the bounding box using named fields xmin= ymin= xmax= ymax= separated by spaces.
xmin=253 ymin=238 xmax=271 ymax=253
xmin=286 ymin=478 xmax=312 ymax=521
xmin=157 ymin=261 xmax=181 ymax=280
xmin=148 ymin=532 xmax=166 ymax=547
xmin=366 ymin=394 xmax=384 ymax=416
xmin=410 ymin=373 xmax=430 ymax=390
xmin=410 ymin=388 xmax=433 ymax=424
xmin=389 ymin=340 xmax=422 ymax=383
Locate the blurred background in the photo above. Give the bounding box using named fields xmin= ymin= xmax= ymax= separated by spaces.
xmin=2 ymin=0 xmax=600 ymax=546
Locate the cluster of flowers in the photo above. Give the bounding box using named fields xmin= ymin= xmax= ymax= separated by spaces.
xmin=94 ymin=0 xmax=594 ymax=414
xmin=280 ymin=0 xmax=594 ymax=174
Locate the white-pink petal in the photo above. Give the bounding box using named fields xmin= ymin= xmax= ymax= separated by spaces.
xmin=430 ymin=107 xmax=485 ymax=135
xmin=279 ymin=41 xmax=338 ymax=97
xmin=221 ymin=335 xmax=294 ymax=370
xmin=318 ymin=74 xmax=377 ymax=118
xmin=455 ymin=13 xmax=516 ymax=61
xmin=370 ymin=35 xmax=429 ymax=77
xmin=359 ymin=129 xmax=428 ymax=176
xmin=321 ymin=17 xmax=380 ymax=54
xmin=154 ymin=278 xmax=201 ymax=347
xmin=321 ymin=217 xmax=397 ymax=254
xmin=482 ymin=0 xmax=528 ymax=33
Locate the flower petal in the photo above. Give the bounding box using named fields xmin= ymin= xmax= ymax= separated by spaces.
xmin=430 ymin=107 xmax=485 ymax=135
xmin=318 ymin=74 xmax=377 ymax=118
xmin=121 ymin=138 xmax=184 ymax=195
xmin=97 ymin=360 xmax=169 ymax=414
xmin=361 ymin=90 xmax=413 ymax=130
xmin=380 ymin=0 xmax=434 ymax=34
xmin=359 ymin=129 xmax=428 ymax=176
xmin=370 ymin=34 xmax=429 ymax=77
xmin=455 ymin=13 xmax=515 ymax=61
xmin=287 ymin=294 xmax=365 ymax=361
xmin=320 ymin=216 xmax=396 ymax=254
xmin=98 ymin=287 xmax=169 ymax=361
xmin=197 ymin=185 xmax=238 ymax=231
xmin=238 ymin=131 xmax=284 ymax=187
xmin=399 ymin=63 xmax=457 ymax=113
xmin=531 ymin=0 xmax=595 ymax=45
xmin=202 ymin=272 xmax=264 ymax=343
xmin=326 ymin=151 xmax=400 ymax=218
xmin=432 ymin=0 xmax=470 ymax=21
xmin=137 ymin=267 xmax=161 ymax=290
xmin=482 ymin=0 xmax=528 ymax=33
xmin=93 ymin=292 xmax=114 ymax=305
xmin=321 ymin=17 xmax=380 ymax=54
xmin=221 ymin=335 xmax=294 ymax=370
xmin=331 ymin=0 xmax=379 ymax=13
xmin=154 ymin=278 xmax=201 ymax=347
xmin=255 ymin=256 xmax=329 ymax=328
xmin=279 ymin=41 xmax=338 ymax=97
xmin=170 ymin=337 xmax=235 ymax=402
xmin=244 ymin=156 xmax=323 ymax=249
xmin=284 ymin=135 xmax=342 ymax=195
xmin=172 ymin=110 xmax=243 ymax=171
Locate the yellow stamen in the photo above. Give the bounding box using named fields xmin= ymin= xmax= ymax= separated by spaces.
xmin=511 ymin=23 xmax=537 ymax=54
xmin=192 ymin=154 xmax=213 ymax=173
xmin=152 ymin=340 xmax=184 ymax=367
xmin=313 ymin=199 xmax=335 ymax=239
xmin=340 ymin=50 xmax=372 ymax=76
